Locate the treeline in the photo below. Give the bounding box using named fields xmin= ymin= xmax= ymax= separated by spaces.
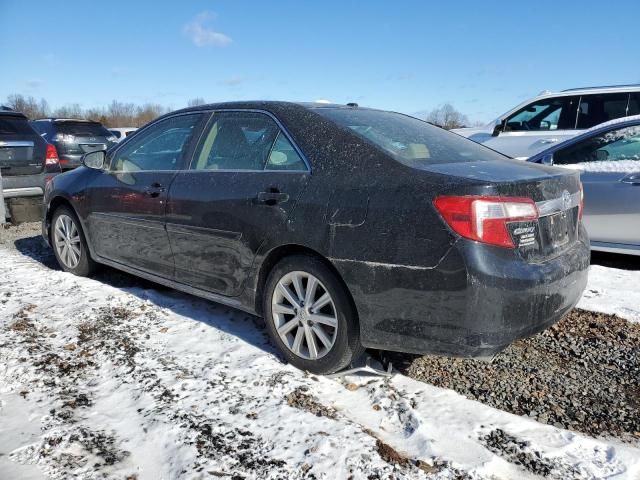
xmin=2 ymin=94 xmax=208 ymax=128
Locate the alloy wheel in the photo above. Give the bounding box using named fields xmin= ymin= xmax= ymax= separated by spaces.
xmin=54 ymin=214 xmax=82 ymax=269
xmin=271 ymin=271 xmax=338 ymax=360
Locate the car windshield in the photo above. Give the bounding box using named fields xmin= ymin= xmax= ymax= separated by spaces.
xmin=54 ymin=121 xmax=112 ymax=137
xmin=314 ymin=108 xmax=507 ymax=166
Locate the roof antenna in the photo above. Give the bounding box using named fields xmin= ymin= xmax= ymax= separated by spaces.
xmin=346 ymin=102 xmax=358 ymax=107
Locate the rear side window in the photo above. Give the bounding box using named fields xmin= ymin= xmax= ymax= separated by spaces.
xmin=576 ymin=93 xmax=630 ymax=129
xmin=315 ymin=108 xmax=507 ymax=166
xmin=628 ymin=93 xmax=640 ymax=116
xmin=0 ymin=116 xmax=35 ymax=135
xmin=265 ymin=132 xmax=307 ymax=171
xmin=504 ymin=96 xmax=579 ymax=132
xmin=554 ymin=125 xmax=640 ymax=171
xmin=54 ymin=121 xmax=112 ymax=137
xmin=192 ymin=112 xmax=280 ymax=170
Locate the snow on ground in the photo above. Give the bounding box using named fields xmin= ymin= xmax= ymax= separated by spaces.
xmin=1 ymin=245 xmax=640 ymax=479
xmin=578 ymin=265 xmax=640 ymax=323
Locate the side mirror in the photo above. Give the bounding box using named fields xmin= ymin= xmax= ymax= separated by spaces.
xmin=82 ymin=150 xmax=106 ymax=170
xmin=595 ymin=149 xmax=609 ymax=161
xmin=541 ymin=153 xmax=554 ymax=166
xmin=492 ymin=122 xmax=504 ymax=137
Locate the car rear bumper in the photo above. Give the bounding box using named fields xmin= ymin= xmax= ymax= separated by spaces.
xmin=337 ymin=226 xmax=590 ymax=357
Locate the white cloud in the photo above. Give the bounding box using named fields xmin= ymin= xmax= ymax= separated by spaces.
xmin=184 ymin=11 xmax=232 ymax=48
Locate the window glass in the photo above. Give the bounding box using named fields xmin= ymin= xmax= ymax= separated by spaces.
xmin=110 ymin=130 xmax=122 ymax=138
xmin=504 ymin=97 xmax=579 ymax=131
xmin=54 ymin=121 xmax=112 ymax=137
xmin=265 ymin=132 xmax=307 ymax=170
xmin=576 ymin=93 xmax=630 ymax=129
xmin=110 ymin=114 xmax=202 ymax=172
xmin=628 ymin=93 xmax=640 ymax=116
xmin=315 ymin=108 xmax=508 ymax=166
xmin=192 ymin=112 xmax=279 ymax=170
xmin=554 ymin=125 xmax=640 ymax=172
xmin=0 ymin=117 xmax=34 ymax=135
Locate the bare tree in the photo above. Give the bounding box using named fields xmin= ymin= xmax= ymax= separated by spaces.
xmin=5 ymin=94 xmax=49 ymax=119
xmin=187 ymin=97 xmax=206 ymax=107
xmin=424 ymin=104 xmax=469 ymax=130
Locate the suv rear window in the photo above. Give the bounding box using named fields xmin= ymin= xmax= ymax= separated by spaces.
xmin=54 ymin=121 xmax=112 ymax=137
xmin=314 ymin=108 xmax=507 ymax=166
xmin=0 ymin=116 xmax=35 ymax=135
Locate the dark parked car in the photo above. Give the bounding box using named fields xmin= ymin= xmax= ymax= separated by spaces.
xmin=31 ymin=118 xmax=117 ymax=170
xmin=1 ymin=110 xmax=61 ymax=221
xmin=42 ymin=102 xmax=589 ymax=373
xmin=528 ymin=115 xmax=640 ymax=256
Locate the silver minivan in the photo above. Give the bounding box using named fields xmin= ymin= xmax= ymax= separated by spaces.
xmin=454 ymin=85 xmax=640 ymax=159
xmin=528 ymin=115 xmax=640 ymax=256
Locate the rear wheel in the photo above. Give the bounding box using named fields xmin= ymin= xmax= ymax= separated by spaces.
xmin=263 ymin=255 xmax=364 ymax=374
xmin=51 ymin=206 xmax=96 ymax=277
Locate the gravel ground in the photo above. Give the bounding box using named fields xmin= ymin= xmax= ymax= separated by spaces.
xmin=390 ymin=310 xmax=640 ymax=443
xmin=4 ymin=223 xmax=640 ymax=448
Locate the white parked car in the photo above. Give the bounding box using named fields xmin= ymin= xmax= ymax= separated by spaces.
xmin=453 ymin=85 xmax=640 ymax=159
xmin=108 ymin=127 xmax=137 ymax=142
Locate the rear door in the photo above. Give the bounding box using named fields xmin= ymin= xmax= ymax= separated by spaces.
xmin=166 ymin=110 xmax=310 ymax=296
xmin=553 ymin=124 xmax=640 ymax=246
xmin=86 ymin=112 xmax=207 ymax=276
xmin=0 ymin=114 xmax=46 ymax=178
xmin=485 ymin=96 xmax=580 ymax=158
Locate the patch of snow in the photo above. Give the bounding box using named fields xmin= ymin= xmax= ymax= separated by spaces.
xmin=560 ymin=160 xmax=640 ymax=173
xmin=577 ymin=265 xmax=640 ymax=323
xmin=0 ymin=247 xmax=639 ymax=478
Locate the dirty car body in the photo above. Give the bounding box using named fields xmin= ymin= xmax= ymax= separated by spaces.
xmin=42 ymin=101 xmax=590 ymax=361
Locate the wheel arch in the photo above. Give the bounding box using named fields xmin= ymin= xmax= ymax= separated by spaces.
xmin=254 ymin=244 xmax=358 ymax=321
xmin=46 ymin=195 xmax=95 ymax=258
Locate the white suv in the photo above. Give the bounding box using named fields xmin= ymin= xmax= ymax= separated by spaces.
xmin=453 ymin=85 xmax=640 ymax=159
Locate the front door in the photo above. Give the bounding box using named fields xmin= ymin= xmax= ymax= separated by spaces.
xmin=166 ymin=111 xmax=310 ymax=296
xmin=86 ymin=112 xmax=207 ymax=276
xmin=553 ymin=123 xmax=640 ymax=247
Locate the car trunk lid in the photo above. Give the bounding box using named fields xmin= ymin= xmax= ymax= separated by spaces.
xmin=427 ymin=160 xmax=583 ymax=261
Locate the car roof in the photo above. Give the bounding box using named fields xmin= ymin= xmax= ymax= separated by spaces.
xmin=33 ymin=118 xmax=101 ymax=123
xmin=0 ymin=110 xmax=28 ymax=119
xmin=168 ymin=100 xmax=375 ymax=115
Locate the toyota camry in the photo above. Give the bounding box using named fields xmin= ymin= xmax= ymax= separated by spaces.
xmin=42 ymin=101 xmax=589 ymax=374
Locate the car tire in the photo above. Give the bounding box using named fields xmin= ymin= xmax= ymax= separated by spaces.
xmin=263 ymin=254 xmax=364 ymax=374
xmin=51 ymin=206 xmax=96 ymax=277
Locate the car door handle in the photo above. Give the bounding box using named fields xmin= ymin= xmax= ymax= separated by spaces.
xmin=256 ymin=191 xmax=289 ymax=205
xmin=540 ymin=138 xmax=559 ymax=144
xmin=143 ymin=183 xmax=166 ymax=197
xmin=621 ymin=174 xmax=640 ymax=185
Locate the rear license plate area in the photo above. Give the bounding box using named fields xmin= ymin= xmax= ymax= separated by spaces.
xmin=548 ymin=212 xmax=570 ymax=248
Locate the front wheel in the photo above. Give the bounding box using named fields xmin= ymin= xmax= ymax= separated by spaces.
xmin=51 ymin=206 xmax=96 ymax=277
xmin=263 ymin=255 xmax=364 ymax=374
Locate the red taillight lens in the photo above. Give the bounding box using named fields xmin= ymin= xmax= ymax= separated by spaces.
xmin=578 ymin=182 xmax=584 ymax=220
xmin=45 ymin=144 xmax=59 ymax=166
xmin=434 ymin=195 xmax=539 ymax=248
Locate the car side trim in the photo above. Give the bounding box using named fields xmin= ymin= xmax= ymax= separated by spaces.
xmin=3 ymin=186 xmax=43 ymax=198
xmin=95 ymin=254 xmax=257 ymax=314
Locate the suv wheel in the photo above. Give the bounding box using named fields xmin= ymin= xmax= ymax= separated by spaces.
xmin=51 ymin=206 xmax=96 ymax=276
xmin=263 ymin=255 xmax=364 ymax=374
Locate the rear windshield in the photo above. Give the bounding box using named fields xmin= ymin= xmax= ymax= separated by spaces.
xmin=315 ymin=108 xmax=507 ymax=166
xmin=0 ymin=116 xmax=35 ymax=135
xmin=54 ymin=121 xmax=112 ymax=137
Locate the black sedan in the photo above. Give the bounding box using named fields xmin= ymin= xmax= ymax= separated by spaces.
xmin=42 ymin=102 xmax=589 ymax=374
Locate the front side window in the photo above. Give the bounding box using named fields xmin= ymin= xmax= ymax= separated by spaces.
xmin=315 ymin=108 xmax=507 ymax=167
xmin=110 ymin=114 xmax=203 ymax=172
xmin=554 ymin=125 xmax=640 ymax=171
xmin=192 ymin=112 xmax=280 ymax=170
xmin=576 ymin=93 xmax=630 ymax=129
xmin=504 ymin=96 xmax=579 ymax=132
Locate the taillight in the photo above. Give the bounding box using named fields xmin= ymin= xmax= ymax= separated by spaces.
xmin=45 ymin=144 xmax=59 ymax=166
xmin=434 ymin=195 xmax=539 ymax=248
xmin=578 ymin=182 xmax=584 ymax=220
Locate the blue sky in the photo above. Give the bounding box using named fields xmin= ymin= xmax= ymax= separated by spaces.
xmin=1 ymin=0 xmax=638 ymax=123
